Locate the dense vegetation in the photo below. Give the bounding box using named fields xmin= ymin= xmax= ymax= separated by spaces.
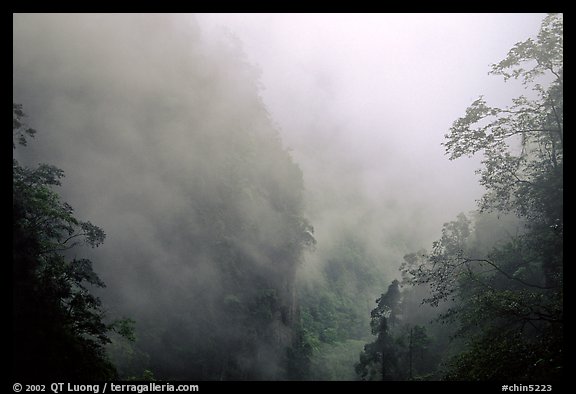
xmin=13 ymin=104 xmax=128 ymax=379
xmin=356 ymin=13 xmax=563 ymax=381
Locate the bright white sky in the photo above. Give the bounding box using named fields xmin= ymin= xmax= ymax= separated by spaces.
xmin=196 ymin=13 xmax=546 ymax=226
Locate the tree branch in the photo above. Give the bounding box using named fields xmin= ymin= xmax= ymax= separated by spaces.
xmin=462 ymin=258 xmax=554 ymax=290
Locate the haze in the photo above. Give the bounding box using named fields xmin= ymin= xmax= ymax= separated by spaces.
xmin=196 ymin=12 xmax=545 ymax=278
xmin=12 ymin=13 xmax=549 ymax=381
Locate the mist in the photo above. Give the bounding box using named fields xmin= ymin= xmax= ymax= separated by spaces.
xmin=13 ymin=13 xmax=552 ymax=381
xmin=195 ymin=13 xmax=546 ymax=287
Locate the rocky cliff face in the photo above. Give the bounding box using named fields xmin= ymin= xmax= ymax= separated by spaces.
xmin=13 ymin=13 xmax=312 ymax=380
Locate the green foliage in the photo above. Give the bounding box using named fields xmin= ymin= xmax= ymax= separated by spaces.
xmin=301 ymin=290 xmax=363 ymax=345
xmin=249 ymin=288 xmax=279 ymax=323
xmin=285 ymin=321 xmax=314 ymax=380
xmin=398 ymin=14 xmax=563 ymax=381
xmin=300 ymin=234 xmax=387 ymax=344
xmin=489 ymin=14 xmax=563 ymax=85
xmin=445 ymin=323 xmax=562 ymax=381
xmin=107 ymin=329 xmax=154 ymax=381
xmin=401 ymin=214 xmax=472 ymax=307
xmin=356 ymin=282 xmax=437 ymax=381
xmin=110 ymin=318 xmax=137 ymax=343
xmin=309 ymin=340 xmax=366 ymax=380
xmin=13 ymin=104 xmax=117 ymax=380
xmin=296 ymin=232 xmax=391 ymax=380
xmin=371 ymin=280 xmax=401 ymax=333
xmin=402 ymin=213 xmax=562 ymax=380
xmin=443 ymin=13 xmax=562 ymax=225
xmin=356 ymin=280 xmax=404 ymax=380
xmin=13 ymin=103 xmax=36 ymax=147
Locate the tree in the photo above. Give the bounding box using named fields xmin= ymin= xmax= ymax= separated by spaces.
xmin=399 ymin=14 xmax=563 ymax=381
xmin=356 ymin=280 xmax=403 ymax=380
xmin=371 ymin=280 xmax=401 ymax=329
xmin=356 ymin=280 xmax=437 ymax=381
xmin=401 ymin=213 xmax=562 ymax=379
xmin=443 ymin=14 xmax=562 ymax=286
xmin=408 ymin=325 xmax=430 ymax=377
xmin=13 ymin=104 xmax=125 ymax=379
